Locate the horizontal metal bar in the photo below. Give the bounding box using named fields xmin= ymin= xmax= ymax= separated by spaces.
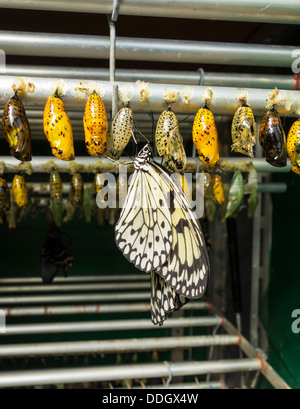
xmin=4 ymin=316 xmax=221 ymax=335
xmin=0 ymin=77 xmax=299 ymax=116
xmin=0 ymin=282 xmax=150 ymax=293
xmin=129 ymin=381 xmax=224 ymax=389
xmin=0 ymin=335 xmax=239 ymax=357
xmin=0 ymin=275 xmax=148 ymax=284
xmin=0 ymin=156 xmax=292 ymax=173
xmin=5 ymin=65 xmax=299 ymax=89
xmin=4 ymin=301 xmax=209 ymax=316
xmin=24 ymin=182 xmax=288 ymax=196
xmin=257 ymin=183 xmax=287 ymax=193
xmin=0 ymin=359 xmax=262 ymax=387
xmin=0 ymin=31 xmax=296 ymax=68
xmin=210 ymin=304 xmax=291 ymax=389
xmin=0 ymin=1 xmax=299 ymax=24
xmin=0 ymin=292 xmax=152 ymax=305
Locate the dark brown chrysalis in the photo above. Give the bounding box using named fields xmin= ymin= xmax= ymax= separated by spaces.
xmin=2 ymin=93 xmax=32 ymax=162
xmin=259 ymin=105 xmax=287 ymax=167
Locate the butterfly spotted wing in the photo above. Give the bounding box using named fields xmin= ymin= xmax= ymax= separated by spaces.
xmin=115 ymin=144 xmax=210 ymax=300
xmin=152 ymin=161 xmax=209 ymax=299
xmin=115 ymin=161 xmax=173 ymax=272
xmin=150 ymin=270 xmax=189 ymax=326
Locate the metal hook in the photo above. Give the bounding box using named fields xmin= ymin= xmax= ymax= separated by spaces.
xmin=197 ymin=68 xmax=205 ymax=86
xmin=163 ymin=361 xmax=173 ymax=388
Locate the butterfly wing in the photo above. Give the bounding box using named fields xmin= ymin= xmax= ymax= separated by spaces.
xmin=115 ymin=167 xmax=173 ymax=272
xmin=151 ymin=161 xmax=210 ymax=299
xmin=150 ymin=270 xmax=189 ymax=326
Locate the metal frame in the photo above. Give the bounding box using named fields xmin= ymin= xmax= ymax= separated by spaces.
xmin=1 ymin=76 xmax=299 ymax=116
xmin=5 ymin=65 xmax=299 ymax=89
xmin=0 ymin=0 xmax=294 ymax=390
xmin=0 ymin=359 xmax=262 ymax=388
xmin=0 ymin=31 xmax=296 ymax=67
xmin=0 ymin=1 xmax=299 ymax=24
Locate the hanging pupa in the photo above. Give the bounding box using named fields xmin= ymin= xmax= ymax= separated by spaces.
xmin=49 ymin=170 xmax=63 ymax=204
xmin=192 ymin=101 xmax=220 ymax=167
xmin=107 ymin=102 xmax=133 ymax=160
xmin=287 ymin=117 xmax=300 ymax=175
xmin=211 ymin=174 xmax=225 ymax=205
xmin=2 ymin=93 xmax=32 ymax=162
xmin=12 ymin=174 xmax=28 ymax=208
xmin=259 ymin=105 xmax=287 ymax=167
xmin=83 ymin=92 xmax=108 ymax=157
xmin=231 ymin=99 xmax=257 ymax=157
xmin=43 ymin=91 xmax=75 ymax=161
xmin=155 ymin=106 xmax=186 ymax=172
xmin=225 ymin=171 xmax=244 ymax=219
xmin=70 ymin=173 xmax=84 ymax=208
xmin=0 ymin=178 xmax=10 ymax=212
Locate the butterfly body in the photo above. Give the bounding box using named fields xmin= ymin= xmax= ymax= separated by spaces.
xmin=2 ymin=94 xmax=32 ymax=162
xmin=231 ymin=104 xmax=257 ymax=157
xmin=12 ymin=174 xmax=28 ymax=208
xmin=259 ymin=106 xmax=287 ymax=167
xmin=0 ymin=178 xmax=10 ymax=212
xmin=83 ymin=92 xmax=108 ymax=157
xmin=192 ymin=104 xmax=220 ymax=167
xmin=43 ymin=93 xmax=75 ymax=161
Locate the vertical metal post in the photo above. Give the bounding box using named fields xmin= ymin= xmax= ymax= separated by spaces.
xmin=250 ymin=118 xmax=263 ymax=348
xmin=108 ymin=0 xmax=121 ymax=119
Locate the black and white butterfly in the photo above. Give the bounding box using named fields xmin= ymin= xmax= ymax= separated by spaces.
xmin=115 ymin=143 xmax=210 ymax=325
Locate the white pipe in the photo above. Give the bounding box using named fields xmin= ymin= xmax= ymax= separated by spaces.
xmin=0 ymin=274 xmax=148 ymax=283
xmin=0 ymin=77 xmax=298 ymax=116
xmin=0 ymin=1 xmax=299 ymax=24
xmin=3 ymin=301 xmax=209 ymax=317
xmin=0 ymin=359 xmax=262 ymax=387
xmin=4 ymin=316 xmax=221 ymax=335
xmin=0 ymin=292 xmax=151 ymax=305
xmin=0 ymin=156 xmax=292 ymax=173
xmin=0 ymin=31 xmax=296 ymax=68
xmin=4 ymin=65 xmax=298 ymax=89
xmin=129 ymin=381 xmax=224 ymax=389
xmin=0 ymin=335 xmax=240 ymax=357
xmin=0 ymin=282 xmax=150 ymax=293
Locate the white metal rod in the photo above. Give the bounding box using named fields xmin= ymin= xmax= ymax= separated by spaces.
xmin=4 ymin=65 xmax=298 ymax=89
xmin=0 ymin=31 xmax=296 ymax=68
xmin=0 ymin=156 xmax=292 ymax=173
xmin=0 ymin=359 xmax=262 ymax=387
xmin=0 ymin=335 xmax=240 ymax=357
xmin=24 ymin=182 xmax=288 ymax=195
xmin=130 ymin=381 xmax=224 ymax=389
xmin=3 ymin=301 xmax=209 ymax=317
xmin=0 ymin=274 xmax=148 ymax=283
xmin=0 ymin=1 xmax=299 ymax=24
xmin=0 ymin=77 xmax=298 ymax=116
xmin=0 ymin=282 xmax=150 ymax=293
xmin=4 ymin=316 xmax=221 ymax=335
xmin=0 ymin=292 xmax=152 ymax=305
